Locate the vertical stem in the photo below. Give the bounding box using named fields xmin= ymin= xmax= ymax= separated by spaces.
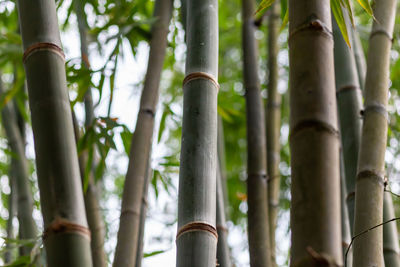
xmin=0 ymin=78 xmax=37 ymax=255
xmin=352 ymin=0 xmax=397 ymax=265
xmin=351 ymin=30 xmax=367 ymax=92
xmin=242 ymin=0 xmax=272 ymax=266
xmin=176 ymin=0 xmax=219 ymax=265
xmin=383 ymin=191 xmax=400 ymax=267
xmin=332 ymin=13 xmax=363 ymax=236
xmin=16 ymin=0 xmax=93 ymax=265
xmin=4 ymin=164 xmax=17 ymax=263
xmin=217 ymin=116 xmax=229 ymax=216
xmin=266 ymin=2 xmax=281 ymax=266
xmin=216 ymin=164 xmax=232 ymax=267
xmin=340 ymin=154 xmax=353 ymax=267
xmin=288 ymin=0 xmax=341 ymax=265
xmin=73 ymin=1 xmax=107 ymax=266
xmin=113 ymin=1 xmax=172 ymax=266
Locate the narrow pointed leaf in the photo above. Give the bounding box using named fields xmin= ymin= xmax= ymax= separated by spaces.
xmin=331 ymin=0 xmax=351 ymax=47
xmin=356 ymin=0 xmax=373 ymax=16
xmin=255 ymin=0 xmax=276 ymax=14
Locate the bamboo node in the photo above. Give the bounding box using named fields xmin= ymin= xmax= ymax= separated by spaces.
xmin=306 ymin=246 xmax=341 ymax=267
xmin=356 ymin=170 xmax=385 ymax=186
xmin=370 ymin=28 xmax=393 ymax=41
xmin=176 ymin=221 xmax=218 ymax=240
xmin=362 ymin=102 xmax=388 ymax=121
xmin=290 ymin=119 xmax=339 ymax=141
xmin=140 ymin=107 xmax=156 ymax=118
xmin=289 ymin=17 xmax=333 ymax=42
xmin=216 ymin=224 xmax=228 ymax=233
xmin=183 ymin=72 xmax=220 ymax=91
xmin=23 ymin=42 xmax=65 ymax=63
xmin=43 ymin=217 xmax=91 ymax=241
xmin=336 ymin=85 xmax=361 ymax=95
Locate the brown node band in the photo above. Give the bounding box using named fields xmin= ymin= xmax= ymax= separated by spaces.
xmin=363 ymin=102 xmax=388 ymax=121
xmin=290 ymin=119 xmax=339 ymax=141
xmin=176 ymin=221 xmax=218 ymax=240
xmin=357 ymin=170 xmax=385 ymax=186
xmin=23 ymin=42 xmax=65 ymax=63
xmin=216 ymin=224 xmax=228 ymax=233
xmin=43 ymin=218 xmax=91 ymax=241
xmin=289 ymin=18 xmax=333 ymax=42
xmin=183 ymin=72 xmax=220 ymax=91
xmin=336 ymin=85 xmax=361 ymax=95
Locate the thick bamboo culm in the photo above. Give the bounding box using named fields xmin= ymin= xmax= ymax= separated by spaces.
xmin=113 ymin=0 xmax=172 ymax=266
xmin=0 ymin=79 xmax=37 ymax=255
xmin=176 ymin=0 xmax=219 ymax=265
xmin=332 ymin=14 xmax=362 ymax=236
xmin=242 ymin=0 xmax=272 ymax=266
xmin=16 ymin=0 xmax=93 ymax=266
xmin=266 ymin=2 xmax=281 ymax=266
xmin=73 ymin=1 xmax=107 ymax=266
xmin=288 ymin=0 xmax=341 ymax=266
xmin=352 ymin=0 xmax=397 ymax=265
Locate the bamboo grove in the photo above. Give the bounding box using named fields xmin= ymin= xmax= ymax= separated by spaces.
xmin=1 ymin=0 xmax=400 ymax=266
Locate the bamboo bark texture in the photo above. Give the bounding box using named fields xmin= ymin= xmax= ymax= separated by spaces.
xmin=0 ymin=79 xmax=37 ymax=255
xmin=383 ymin=191 xmax=400 ymax=267
xmin=113 ymin=1 xmax=172 ymax=266
xmin=242 ymin=0 xmax=272 ymax=266
xmin=266 ymin=3 xmax=281 ymax=266
xmin=16 ymin=0 xmax=92 ymax=266
xmin=332 ymin=15 xmax=362 ymax=235
xmin=176 ymin=0 xmax=219 ymax=266
xmin=352 ymin=0 xmax=397 ymax=265
xmin=288 ymin=0 xmax=341 ymax=266
xmin=73 ymin=1 xmax=107 ymax=266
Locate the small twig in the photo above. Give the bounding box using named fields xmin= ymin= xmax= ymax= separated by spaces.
xmin=344 ymin=216 xmax=400 ymax=267
xmin=384 ymin=188 xmax=400 ymax=199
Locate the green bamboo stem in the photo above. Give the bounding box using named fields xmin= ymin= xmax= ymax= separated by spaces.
xmin=352 ymin=0 xmax=397 ymax=265
xmin=4 ymin=163 xmax=17 ymax=263
xmin=113 ymin=1 xmax=172 ymax=266
xmin=73 ymin=1 xmax=107 ymax=266
xmin=266 ymin=3 xmax=281 ymax=266
xmin=176 ymin=0 xmax=219 ymax=265
xmin=135 ymin=158 xmax=152 ymax=267
xmin=351 ymin=30 xmax=367 ymax=91
xmin=242 ymin=0 xmax=272 ymax=266
xmin=383 ymin=191 xmax=400 ymax=267
xmin=0 ymin=79 xmax=37 ymax=255
xmin=332 ymin=13 xmax=362 ymax=236
xmin=16 ymin=0 xmax=92 ymax=265
xmin=288 ymin=0 xmax=341 ymax=265
xmin=216 ymin=164 xmax=232 ymax=267
xmin=340 ymin=154 xmax=353 ymax=267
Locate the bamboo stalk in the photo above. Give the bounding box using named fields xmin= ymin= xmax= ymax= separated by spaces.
xmin=351 ymin=30 xmax=367 ymax=91
xmin=266 ymin=3 xmax=281 ymax=266
xmin=4 ymin=162 xmax=17 ymax=263
xmin=383 ymin=191 xmax=400 ymax=267
xmin=0 ymin=78 xmax=37 ymax=255
xmin=332 ymin=13 xmax=362 ymax=236
xmin=242 ymin=0 xmax=272 ymax=266
xmin=16 ymin=0 xmax=92 ymax=265
xmin=217 ymin=116 xmax=229 ymax=217
xmin=340 ymin=154 xmax=353 ymax=267
xmin=73 ymin=1 xmax=107 ymax=266
xmin=176 ymin=0 xmax=219 ymax=265
xmin=352 ymin=0 xmax=397 ymax=265
xmin=288 ymin=0 xmax=341 ymax=265
xmin=216 ymin=163 xmax=232 ymax=267
xmin=113 ymin=1 xmax=172 ymax=266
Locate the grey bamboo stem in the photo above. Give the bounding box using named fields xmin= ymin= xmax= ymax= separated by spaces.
xmin=351 ymin=30 xmax=367 ymax=92
xmin=332 ymin=14 xmax=362 ymax=236
xmin=0 ymin=79 xmax=37 ymax=255
xmin=216 ymin=164 xmax=232 ymax=267
xmin=340 ymin=154 xmax=353 ymax=267
xmin=288 ymin=0 xmax=341 ymax=265
xmin=5 ymin=163 xmax=17 ymax=263
xmin=352 ymin=0 xmax=397 ymax=265
xmin=176 ymin=0 xmax=219 ymax=266
xmin=383 ymin=191 xmax=400 ymax=267
xmin=113 ymin=1 xmax=172 ymax=266
xmin=16 ymin=0 xmax=92 ymax=265
xmin=266 ymin=3 xmax=281 ymax=266
xmin=73 ymin=1 xmax=107 ymax=266
xmin=242 ymin=0 xmax=272 ymax=266
xmin=217 ymin=116 xmax=229 ymax=217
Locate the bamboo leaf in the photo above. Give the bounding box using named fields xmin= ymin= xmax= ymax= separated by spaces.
xmin=331 ymin=0 xmax=351 ymax=47
xmin=343 ymin=0 xmax=355 ymax=26
xmin=355 ymin=0 xmax=373 ymax=16
xmin=255 ymin=0 xmax=276 ymax=14
xmin=143 ymin=249 xmax=167 ymax=258
xmin=279 ymin=7 xmax=288 ymax=32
